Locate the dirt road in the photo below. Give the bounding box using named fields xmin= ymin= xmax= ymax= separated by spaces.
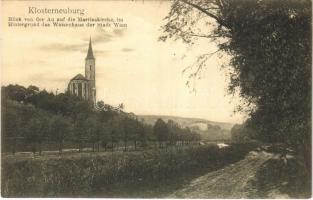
xmin=168 ymin=149 xmax=290 ymax=198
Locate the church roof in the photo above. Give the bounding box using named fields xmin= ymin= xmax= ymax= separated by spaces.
xmin=71 ymin=73 xmax=88 ymax=81
xmin=86 ymin=37 xmax=95 ymax=59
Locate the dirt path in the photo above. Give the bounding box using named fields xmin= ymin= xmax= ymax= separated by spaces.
xmin=168 ymin=149 xmax=289 ymax=199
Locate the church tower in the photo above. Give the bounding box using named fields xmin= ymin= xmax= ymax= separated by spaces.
xmin=85 ymin=37 xmax=96 ymax=105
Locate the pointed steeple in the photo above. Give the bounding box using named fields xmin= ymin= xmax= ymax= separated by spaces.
xmin=86 ymin=37 xmax=95 ymax=59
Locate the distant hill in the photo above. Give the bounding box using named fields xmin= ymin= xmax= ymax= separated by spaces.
xmin=138 ymin=115 xmax=234 ymax=141
xmin=138 ymin=115 xmax=234 ymax=131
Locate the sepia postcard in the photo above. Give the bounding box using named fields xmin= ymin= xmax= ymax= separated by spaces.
xmin=1 ymin=0 xmax=311 ymax=198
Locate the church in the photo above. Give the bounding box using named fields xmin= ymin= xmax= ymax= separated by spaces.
xmin=67 ymin=38 xmax=96 ymax=105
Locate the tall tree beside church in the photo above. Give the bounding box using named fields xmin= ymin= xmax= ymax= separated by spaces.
xmin=161 ymin=0 xmax=311 ymax=170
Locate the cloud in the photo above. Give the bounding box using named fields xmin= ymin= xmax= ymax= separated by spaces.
xmin=40 ymin=43 xmax=85 ymax=52
xmin=94 ymin=50 xmax=111 ymax=56
xmin=40 ymin=28 xmax=127 ymax=53
xmin=82 ymin=28 xmax=127 ymax=44
xmin=113 ymin=29 xmax=126 ymax=37
xmin=89 ymin=28 xmax=113 ymax=43
xmin=121 ymin=48 xmax=134 ymax=52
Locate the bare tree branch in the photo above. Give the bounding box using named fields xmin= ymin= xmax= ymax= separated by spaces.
xmin=179 ymin=0 xmax=230 ymax=29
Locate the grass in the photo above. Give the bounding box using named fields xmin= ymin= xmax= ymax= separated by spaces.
xmin=1 ymin=143 xmax=257 ymax=197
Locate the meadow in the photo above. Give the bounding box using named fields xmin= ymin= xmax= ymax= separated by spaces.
xmin=2 ymin=143 xmax=256 ymax=197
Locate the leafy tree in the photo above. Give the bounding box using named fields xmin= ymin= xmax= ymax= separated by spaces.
xmin=167 ymin=120 xmax=180 ymax=145
xmin=98 ymin=104 xmax=119 ymax=122
xmin=129 ymin=119 xmax=146 ymax=150
xmin=109 ymin=115 xmax=124 ymax=151
xmin=50 ymin=115 xmax=72 ymax=154
xmin=25 ymin=117 xmax=43 ymax=155
xmin=153 ymin=118 xmax=169 ymax=147
xmin=122 ymin=117 xmax=138 ymax=151
xmin=231 ymin=123 xmax=254 ymax=143
xmin=85 ymin=116 xmax=98 ymax=152
xmin=2 ymin=84 xmax=27 ymax=102
xmin=143 ymin=123 xmax=155 ymax=142
xmin=74 ymin=114 xmax=88 ymax=152
xmin=118 ymin=103 xmax=124 ymax=111
xmin=37 ymin=116 xmax=50 ymax=155
xmin=23 ymin=85 xmax=40 ymax=104
xmin=98 ymin=122 xmax=110 ymax=151
xmin=161 ymin=0 xmax=311 ymax=170
xmin=137 ymin=121 xmax=147 ymax=148
xmin=2 ymin=105 xmax=22 ymax=154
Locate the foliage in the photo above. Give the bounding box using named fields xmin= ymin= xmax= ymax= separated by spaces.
xmin=2 ymin=84 xmax=201 ymax=153
xmin=153 ymin=118 xmax=169 ymax=143
xmin=1 ymin=143 xmax=256 ymax=197
xmin=231 ymin=123 xmax=254 ymax=143
xmin=161 ymin=0 xmax=311 ymax=166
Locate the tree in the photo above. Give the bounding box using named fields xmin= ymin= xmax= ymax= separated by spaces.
xmin=85 ymin=116 xmax=98 ymax=152
xmin=74 ymin=114 xmax=88 ymax=152
xmin=122 ymin=117 xmax=138 ymax=151
xmin=118 ymin=103 xmax=124 ymax=112
xmin=109 ymin=115 xmax=124 ymax=151
xmin=161 ymin=0 xmax=311 ymax=170
xmin=167 ymin=120 xmax=180 ymax=145
xmin=98 ymin=122 xmax=110 ymax=151
xmin=25 ymin=117 xmax=44 ymax=155
xmin=50 ymin=115 xmax=72 ymax=154
xmin=231 ymin=123 xmax=254 ymax=143
xmin=24 ymin=85 xmax=40 ymax=104
xmin=37 ymin=116 xmax=50 ymax=155
xmin=137 ymin=121 xmax=147 ymax=148
xmin=2 ymin=106 xmax=22 ymax=154
xmin=130 ymin=119 xmax=146 ymax=150
xmin=3 ymin=84 xmax=27 ymax=102
xmin=153 ymin=118 xmax=169 ymax=148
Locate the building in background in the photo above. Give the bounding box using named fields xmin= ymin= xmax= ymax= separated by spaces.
xmin=68 ymin=38 xmax=96 ymax=105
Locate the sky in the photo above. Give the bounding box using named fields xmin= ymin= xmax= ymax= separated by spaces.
xmin=1 ymin=1 xmax=245 ymax=123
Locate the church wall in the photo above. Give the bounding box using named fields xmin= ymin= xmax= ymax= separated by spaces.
xmin=68 ymin=80 xmax=89 ymax=100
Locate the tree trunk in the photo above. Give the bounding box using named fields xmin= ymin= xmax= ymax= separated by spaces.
xmin=38 ymin=141 xmax=42 ymax=156
xmin=12 ymin=138 xmax=16 ymax=155
xmin=32 ymin=143 xmax=36 ymax=156
xmin=59 ymin=141 xmax=63 ymax=154
xmin=78 ymin=140 xmax=82 ymax=152
xmin=124 ymin=140 xmax=127 ymax=152
xmin=134 ymin=140 xmax=137 ymax=150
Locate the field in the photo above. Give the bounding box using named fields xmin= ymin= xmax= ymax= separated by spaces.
xmin=2 ymin=143 xmax=256 ymax=197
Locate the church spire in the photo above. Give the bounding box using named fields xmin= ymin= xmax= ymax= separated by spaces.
xmin=86 ymin=37 xmax=95 ymax=59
